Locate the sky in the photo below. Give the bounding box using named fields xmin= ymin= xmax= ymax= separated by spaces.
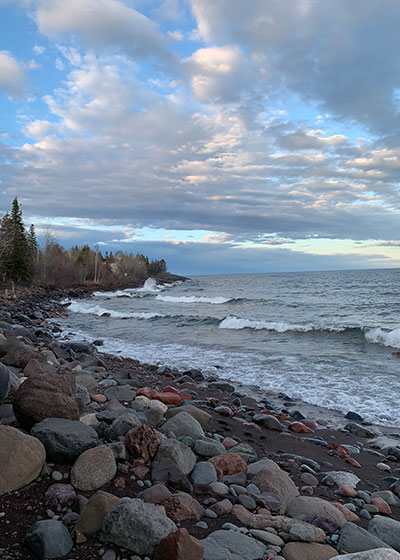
xmin=0 ymin=0 xmax=400 ymax=275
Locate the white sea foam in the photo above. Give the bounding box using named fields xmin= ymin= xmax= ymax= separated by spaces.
xmin=93 ymin=278 xmax=162 ymax=299
xmin=67 ymin=300 xmax=163 ymax=320
xmin=218 ymin=315 xmax=316 ymax=332
xmin=156 ymin=295 xmax=231 ymax=304
xmin=365 ymin=327 xmax=400 ymax=349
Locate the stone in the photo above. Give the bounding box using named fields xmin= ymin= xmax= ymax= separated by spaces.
xmin=371 ymin=497 xmax=393 ymax=515
xmin=332 ymin=502 xmax=360 ymax=522
xmin=104 ymin=385 xmax=136 ymax=401
xmin=256 ymin=492 xmax=284 ymax=512
xmin=13 ymin=370 xmax=79 ymax=431
xmin=105 ymin=411 xmax=142 ymax=441
xmin=155 ymin=392 xmax=182 ymax=405
xmin=253 ymin=413 xmax=284 ymax=431
xmin=286 ymin=496 xmax=346 ymax=529
xmin=369 ymin=516 xmax=400 ymax=551
xmin=288 ymin=421 xmax=315 ymax=434
xmin=71 ymin=445 xmax=116 ymax=491
xmin=211 ymin=498 xmax=233 ymax=516
xmin=248 ymin=458 xmax=280 ymax=475
xmin=152 ymin=458 xmax=193 ymax=493
xmin=75 ymin=491 xmax=122 ymax=537
xmin=163 ymin=491 xmax=204 ymax=520
xmin=139 ymin=483 xmax=172 ymax=504
xmin=74 ymin=373 xmax=98 ymax=396
xmin=75 ymin=384 xmax=91 ymax=411
xmin=210 ymin=481 xmax=230 ymax=495
xmin=0 ymin=362 xmax=10 ymax=402
xmin=160 ymin=411 xmax=205 ymax=440
xmin=31 ymin=418 xmax=98 ymax=462
xmin=26 ymin=519 xmax=74 ymax=558
xmin=0 ymin=425 xmax=46 ymax=495
xmin=154 ymin=438 xmax=196 ymax=475
xmin=195 ymin=437 xmax=226 ymax=457
xmin=145 ymin=406 xmax=165 ymax=428
xmin=2 ymin=338 xmax=37 ymax=368
xmin=321 ymin=471 xmax=360 ymax=488
xmin=249 ymin=530 xmax=284 ymax=547
xmin=371 ymin=491 xmax=400 ymax=506
xmin=191 ymin=461 xmax=218 ymax=485
xmin=45 ymin=484 xmax=76 ymax=511
xmin=209 ymin=453 xmax=248 ymax=477
xmin=282 ymin=542 xmax=337 ymax=560
xmin=101 ymin=498 xmax=177 ymax=555
xmin=125 ymin=424 xmax=160 ymax=463
xmin=337 ymin=522 xmax=391 ymax=554
xmin=344 ymin=422 xmax=377 ymax=438
xmin=339 ymin=485 xmax=358 ymax=498
xmin=288 ymin=520 xmax=327 ymax=543
xmin=334 ymin=551 xmax=400 ymax=559
xmin=166 ymin=404 xmax=212 ymax=430
xmin=209 ymin=381 xmax=235 ymax=393
xmin=225 ymin=442 xmax=258 ymax=463
xmin=153 ymin=528 xmax=204 ymax=560
xmin=238 ymin=494 xmax=257 ymax=510
xmin=252 ymin=469 xmax=299 ymax=514
xmin=202 ymin=529 xmax=267 ymax=560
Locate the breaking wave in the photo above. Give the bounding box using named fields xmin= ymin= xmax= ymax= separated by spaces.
xmin=67 ymin=300 xmax=164 ymax=320
xmin=155 ymin=295 xmax=232 ymax=304
xmin=365 ymin=327 xmax=400 ymax=349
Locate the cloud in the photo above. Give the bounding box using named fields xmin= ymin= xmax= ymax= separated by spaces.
xmin=0 ymin=51 xmax=27 ymax=95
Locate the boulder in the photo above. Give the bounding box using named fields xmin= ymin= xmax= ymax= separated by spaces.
xmin=337 ymin=522 xmax=391 ymax=554
xmin=195 ymin=437 xmax=226 ymax=457
xmin=224 ymin=442 xmax=258 ymax=463
xmin=139 ymin=483 xmax=172 ymax=504
xmin=191 ymin=461 xmax=218 ymax=485
xmin=282 ymin=542 xmax=338 ymax=560
xmin=252 ymin=469 xmax=299 ymax=514
xmin=101 ymin=498 xmax=177 ymax=555
xmin=23 ymin=359 xmax=56 ymax=378
xmin=75 ymin=491 xmax=122 ymax=537
xmin=104 ymin=411 xmax=142 ymax=441
xmin=45 ymin=484 xmax=76 ymax=511
xmin=162 ymin=491 xmax=204 ymax=521
xmin=165 ymin=405 xmax=212 ymax=430
xmin=71 ymin=445 xmax=116 ymax=491
xmin=154 ymin=438 xmax=196 ymax=475
xmin=248 ymin=458 xmax=281 ymax=475
xmin=209 ymin=453 xmax=248 ymax=477
xmin=2 ymin=337 xmax=37 ymax=368
xmin=153 ymin=528 xmax=204 ymax=560
xmin=0 ymin=425 xmax=46 ymax=495
xmin=333 ymin=551 xmax=400 ymax=559
xmin=202 ymin=529 xmax=267 ymax=560
xmin=25 ymin=519 xmax=74 ymax=559
xmin=160 ymin=411 xmax=205 ymax=440
xmin=0 ymin=362 xmax=10 ymax=402
xmin=152 ymin=458 xmax=193 ymax=493
xmin=104 ymin=385 xmax=136 ymax=401
xmin=286 ymin=496 xmax=346 ymax=529
xmin=13 ymin=370 xmax=79 ymax=431
xmin=125 ymin=424 xmax=160 ymax=463
xmin=369 ymin=517 xmax=400 ymax=551
xmin=31 ymin=418 xmax=98 ymax=462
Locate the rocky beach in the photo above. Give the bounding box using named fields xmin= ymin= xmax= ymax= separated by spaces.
xmin=1 ymin=288 xmax=400 ymax=560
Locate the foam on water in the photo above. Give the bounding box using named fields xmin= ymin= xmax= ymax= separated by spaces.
xmin=364 ymin=327 xmax=400 ymax=349
xmin=67 ymin=300 xmax=164 ymax=320
xmin=93 ymin=278 xmax=162 ymax=298
xmin=156 ymin=295 xmax=231 ymax=304
xmin=219 ymin=315 xmax=322 ymax=332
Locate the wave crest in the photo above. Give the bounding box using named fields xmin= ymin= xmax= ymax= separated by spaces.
xmin=365 ymin=327 xmax=400 ymax=349
xmin=156 ymin=295 xmax=231 ymax=304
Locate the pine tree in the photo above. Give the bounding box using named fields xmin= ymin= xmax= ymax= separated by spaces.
xmin=2 ymin=198 xmax=30 ymax=282
xmin=27 ymin=224 xmax=39 ymax=263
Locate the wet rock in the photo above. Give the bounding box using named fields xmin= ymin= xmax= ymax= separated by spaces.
xmin=13 ymin=369 xmax=79 ymax=430
xmin=252 ymin=469 xmax=299 ymax=514
xmin=101 ymin=498 xmax=177 ymax=555
xmin=26 ymin=519 xmax=74 ymax=559
xmin=71 ymin=445 xmax=117 ymax=491
xmin=209 ymin=381 xmax=235 ymax=393
xmin=369 ymin=516 xmax=400 ymax=551
xmin=31 ymin=418 xmax=98 ymax=462
xmin=337 ymin=522 xmax=391 ymax=554
xmin=75 ymin=491 xmax=121 ymax=537
xmin=0 ymin=425 xmax=46 ymax=495
xmin=160 ymin=411 xmax=205 ymax=440
xmin=282 ymin=542 xmax=337 ymax=559
xmin=202 ymin=529 xmax=267 ymax=560
xmin=345 ymin=411 xmax=365 ymax=422
xmin=209 ymin=453 xmax=248 ymax=477
xmin=155 ymin=438 xmax=196 ymax=475
xmin=287 ymin=496 xmax=346 ymax=529
xmin=125 ymin=424 xmax=160 ymax=463
xmin=166 ymin=404 xmax=212 ymax=430
xmin=153 ymin=528 xmax=205 ymax=560
xmin=163 ymin=491 xmax=204 ymax=520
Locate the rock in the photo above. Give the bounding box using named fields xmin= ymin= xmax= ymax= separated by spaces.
xmin=288 ymin=421 xmax=315 ymax=434
xmin=249 ymin=529 xmax=284 ymax=546
xmin=191 ymin=462 xmax=218 ymax=485
xmin=371 ymin=491 xmax=400 ymax=507
xmin=215 ymin=405 xmax=233 ymax=416
xmin=195 ymin=437 xmax=226 ymax=457
xmin=202 ymin=529 xmax=267 ymax=560
xmin=155 ymin=392 xmax=182 ymax=406
xmin=238 ymin=494 xmax=257 ymax=510
xmin=0 ymin=425 xmax=46 ymax=495
xmin=248 ymin=458 xmax=280 ymax=475
xmin=154 ymin=438 xmax=196 ymax=475
xmin=139 ymin=483 xmax=172 ymax=504
xmin=25 ymin=519 xmax=74 ymax=559
xmin=31 ymin=418 xmax=98 ymax=462
xmin=104 ymin=385 xmax=136 ymax=401
xmin=209 ymin=381 xmax=235 ymax=393
xmin=332 ymin=502 xmax=360 ymax=522
xmin=344 ymin=423 xmax=377 ymax=438
xmin=74 ymin=373 xmax=98 ymax=396
xmin=337 ymin=522 xmax=391 ymax=554
xmin=321 ymin=471 xmax=360 ymax=488
xmin=75 ymin=384 xmax=90 ymax=411
xmin=163 ymin=491 xmax=204 ymax=520
xmin=335 ymin=551 xmax=400 ymax=559
xmin=0 ymin=362 xmax=10 ymax=402
xmin=160 ymin=411 xmax=205 ymax=440
xmin=145 ymin=406 xmax=165 ymax=428
xmin=101 ymin=498 xmax=177 ymax=555
xmin=13 ymin=370 xmax=79 ymax=431
xmin=340 ymin=485 xmax=358 ymax=498
xmin=252 ymin=469 xmax=299 ymax=514
xmin=92 ymin=394 xmax=107 ymax=403
xmin=371 ymin=497 xmax=393 ymax=515
xmin=369 ymin=516 xmax=400 ymax=551
xmin=45 ymin=484 xmax=76 ymax=511
xmin=253 ymin=413 xmax=284 ymax=431
xmin=256 ymin=491 xmax=283 ymax=512
xmin=210 ymin=481 xmax=230 ymax=495
xmin=2 ymin=337 xmax=37 ymax=368
xmin=105 ymin=411 xmax=142 ymax=441
xmin=209 ymin=453 xmax=248 ymax=477
xmin=166 ymin=404 xmax=212 ymax=430
xmin=288 ymin=520 xmax=326 ymax=543
xmin=75 ymin=491 xmax=122 ymax=537
xmin=225 ymin=442 xmax=258 ymax=463
xmin=287 ymin=496 xmax=346 ymax=529
xmin=153 ymin=528 xmax=205 ymax=560
xmin=211 ymin=498 xmax=233 ymax=516
xmin=282 ymin=542 xmax=338 ymax=560
xmin=152 ymin=458 xmax=193 ymax=493
xmin=125 ymin=424 xmax=160 ymax=463
xmin=71 ymin=445 xmax=116 ymax=491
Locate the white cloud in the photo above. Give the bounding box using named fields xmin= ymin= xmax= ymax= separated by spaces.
xmin=167 ymin=30 xmax=183 ymax=41
xmin=33 ymin=44 xmax=45 ymax=55
xmin=0 ymin=51 xmax=27 ymax=95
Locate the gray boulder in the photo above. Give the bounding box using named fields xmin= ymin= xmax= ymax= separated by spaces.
xmin=31 ymin=418 xmax=98 ymax=462
xmin=154 ymin=437 xmax=196 ymax=475
xmin=202 ymin=529 xmax=267 ymax=560
xmin=286 ymin=496 xmax=346 ymax=529
xmin=165 ymin=404 xmax=212 ymax=430
xmin=338 ymin=522 xmax=391 ymax=554
xmin=105 ymin=411 xmax=142 ymax=441
xmin=71 ymin=445 xmax=116 ymax=491
xmin=25 ymin=519 xmax=73 ymax=558
xmin=104 ymin=386 xmax=136 ymax=402
xmin=248 ymin=458 xmax=280 ymax=475
xmin=191 ymin=462 xmax=218 ymax=485
xmin=101 ymin=498 xmax=177 ymax=555
xmin=321 ymin=471 xmax=360 ymax=488
xmin=160 ymin=411 xmax=205 ymax=440
xmin=369 ymin=517 xmax=400 ymax=551
xmin=0 ymin=362 xmax=10 ymax=402
xmin=225 ymin=442 xmax=258 ymax=463
xmin=195 ymin=437 xmax=226 ymax=457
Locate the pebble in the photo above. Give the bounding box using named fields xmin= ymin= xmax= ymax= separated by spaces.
xmin=51 ymin=471 xmax=63 ymax=481
xmin=376 ymin=462 xmax=391 ymax=471
xmin=204 ymin=509 xmax=218 ymax=518
xmin=360 ymin=508 xmax=372 ymax=520
xmin=195 ymin=521 xmax=208 ymax=529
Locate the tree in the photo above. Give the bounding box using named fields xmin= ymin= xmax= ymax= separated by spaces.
xmin=1 ymin=198 xmax=30 ymax=282
xmin=27 ymin=224 xmax=39 ymax=263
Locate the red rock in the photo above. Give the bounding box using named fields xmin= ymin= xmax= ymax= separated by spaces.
xmin=222 ymin=437 xmax=238 ymax=449
xmin=92 ymin=394 xmax=107 ymax=403
xmin=288 ymin=422 xmax=314 ymax=434
xmin=125 ymin=425 xmax=160 ymax=463
xmin=137 ymin=387 xmax=157 ymax=399
xmin=346 ymin=457 xmax=361 ymax=468
xmin=164 ymin=386 xmax=180 ymax=395
xmin=332 ymin=502 xmax=360 ymax=522
xmin=257 ymin=507 xmax=271 ymax=516
xmin=208 ymin=453 xmax=248 ymax=477
xmin=178 ymin=391 xmax=192 ymax=401
xmin=153 ymin=528 xmax=204 ymax=560
xmin=163 ymin=493 xmax=204 ymax=520
xmin=155 ymin=393 xmax=182 ymax=406
xmin=242 ymin=422 xmax=262 ymax=430
xmin=328 ymin=443 xmax=350 ymax=459
xmin=302 ymin=419 xmax=319 ymax=429
xmin=339 ymin=485 xmax=358 ymax=498
xmin=275 ymin=412 xmax=289 ymax=421
xmin=371 ymin=497 xmax=392 ymax=515
xmin=113 ymin=477 xmax=126 ymax=488
xmin=164 ymin=373 xmax=175 ymax=378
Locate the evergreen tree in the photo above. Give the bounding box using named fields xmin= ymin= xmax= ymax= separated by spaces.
xmin=2 ymin=198 xmax=30 ymax=282
xmin=27 ymin=224 xmax=39 ymax=263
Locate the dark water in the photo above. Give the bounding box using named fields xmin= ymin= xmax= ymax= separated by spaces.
xmin=59 ymin=269 xmax=400 ymax=425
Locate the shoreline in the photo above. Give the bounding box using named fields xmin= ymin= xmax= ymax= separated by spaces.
xmin=1 ymin=287 xmax=400 ymax=558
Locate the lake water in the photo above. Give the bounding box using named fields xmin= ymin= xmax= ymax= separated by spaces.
xmin=58 ymin=269 xmax=400 ymax=426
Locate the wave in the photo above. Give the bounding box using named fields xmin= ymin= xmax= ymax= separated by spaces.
xmin=365 ymin=327 xmax=400 ymax=349
xmin=67 ymin=300 xmax=165 ymax=320
xmin=156 ymin=295 xmax=232 ymax=304
xmin=218 ymin=315 xmax=318 ymax=332
xmin=93 ymin=278 xmax=162 ymax=299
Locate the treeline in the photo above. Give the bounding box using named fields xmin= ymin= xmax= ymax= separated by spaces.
xmin=0 ymin=198 xmax=167 ymax=288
